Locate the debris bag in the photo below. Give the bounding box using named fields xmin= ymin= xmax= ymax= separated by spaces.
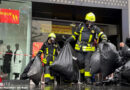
xmin=71 ymin=59 xmax=79 ymax=82
xmin=100 ymin=42 xmax=120 ymax=78
xmin=21 ymin=56 xmax=42 ymax=85
xmin=20 ymin=58 xmax=34 ymax=80
xmin=27 ymin=56 xmax=42 ymax=86
xmin=90 ymin=49 xmax=100 ymax=74
xmin=120 ymin=45 xmax=130 ymax=59
xmin=121 ymin=61 xmax=130 ymax=82
xmin=50 ymin=43 xmax=79 ymax=81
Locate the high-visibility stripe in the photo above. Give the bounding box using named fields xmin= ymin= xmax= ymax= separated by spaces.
xmin=44 ymin=74 xmax=51 ymax=78
xmin=87 ymin=44 xmax=90 ymax=47
xmin=40 ymin=50 xmax=43 ymax=53
xmin=74 ymin=32 xmax=79 ymax=35
xmin=98 ymin=32 xmax=103 ymax=37
xmin=75 ymin=44 xmax=80 ymax=51
xmin=72 ymin=35 xmax=76 ymax=41
xmin=44 ymin=74 xmax=54 ymax=80
xmin=49 ymin=61 xmax=53 ymax=65
xmin=97 ymin=34 xmax=107 ymax=43
xmin=45 ymin=86 xmax=51 ymax=90
xmin=101 ymin=35 xmax=107 ymax=40
xmin=50 ymin=76 xmax=54 ymax=80
xmin=46 ymin=48 xmax=48 ymax=55
xmin=42 ymin=58 xmax=47 ymax=64
xmin=75 ymin=44 xmax=95 ymax=51
xmin=79 ymin=27 xmax=84 ymax=41
xmin=88 ymin=34 xmax=93 ymax=43
xmin=97 ymin=32 xmax=104 ymax=43
xmin=80 ymin=69 xmax=85 ymax=74
xmin=84 ymin=72 xmax=92 ymax=77
xmin=53 ymin=56 xmax=55 ymax=61
xmin=82 ymin=46 xmax=95 ymax=51
xmin=75 ymin=47 xmax=80 ymax=51
xmin=53 ymin=48 xmax=56 ymax=55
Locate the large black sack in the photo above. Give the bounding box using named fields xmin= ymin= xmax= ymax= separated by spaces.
xmin=27 ymin=56 xmax=42 ymax=86
xmin=100 ymin=42 xmax=120 ymax=78
xmin=20 ymin=58 xmax=34 ymax=80
xmin=90 ymin=49 xmax=100 ymax=74
xmin=50 ymin=43 xmax=79 ymax=81
xmin=121 ymin=61 xmax=130 ymax=82
xmin=20 ymin=56 xmax=42 ymax=86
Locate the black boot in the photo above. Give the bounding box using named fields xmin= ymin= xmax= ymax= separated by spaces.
xmin=80 ymin=73 xmax=85 ymax=84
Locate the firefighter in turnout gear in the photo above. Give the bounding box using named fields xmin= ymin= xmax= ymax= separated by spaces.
xmin=66 ymin=12 xmax=107 ymax=84
xmin=37 ymin=33 xmax=60 ymax=85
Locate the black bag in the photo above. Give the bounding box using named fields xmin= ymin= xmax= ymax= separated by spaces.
xmin=50 ymin=43 xmax=79 ymax=81
xmin=90 ymin=49 xmax=100 ymax=74
xmin=100 ymin=42 xmax=120 ymax=78
xmin=20 ymin=56 xmax=42 ymax=86
xmin=121 ymin=61 xmax=130 ymax=82
xmin=20 ymin=58 xmax=34 ymax=80
xmin=27 ymin=56 xmax=42 ymax=86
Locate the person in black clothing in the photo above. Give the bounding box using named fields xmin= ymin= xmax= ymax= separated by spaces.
xmin=37 ymin=33 xmax=60 ymax=85
xmin=3 ymin=45 xmax=12 ymax=79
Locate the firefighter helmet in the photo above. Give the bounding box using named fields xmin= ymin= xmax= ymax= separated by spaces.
xmin=85 ymin=12 xmax=96 ymax=22
xmin=48 ymin=33 xmax=56 ymax=38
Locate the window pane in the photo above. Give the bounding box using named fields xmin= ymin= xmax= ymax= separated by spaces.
xmin=0 ymin=0 xmax=31 ymax=80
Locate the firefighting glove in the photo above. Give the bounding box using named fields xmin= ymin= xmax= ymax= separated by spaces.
xmin=42 ymin=58 xmax=47 ymax=64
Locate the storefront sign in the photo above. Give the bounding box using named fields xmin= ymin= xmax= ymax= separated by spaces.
xmin=52 ymin=25 xmax=72 ymax=35
xmin=41 ymin=24 xmax=72 ymax=34
xmin=0 ymin=8 xmax=20 ymax=24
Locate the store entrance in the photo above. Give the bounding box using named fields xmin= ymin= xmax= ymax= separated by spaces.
xmin=32 ymin=2 xmax=122 ymax=53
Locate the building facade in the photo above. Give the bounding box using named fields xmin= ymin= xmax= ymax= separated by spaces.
xmin=0 ymin=0 xmax=130 ymax=80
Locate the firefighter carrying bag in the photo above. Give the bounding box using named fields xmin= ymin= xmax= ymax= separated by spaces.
xmin=50 ymin=43 xmax=79 ymax=81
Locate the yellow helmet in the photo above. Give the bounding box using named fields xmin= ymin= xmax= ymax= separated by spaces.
xmin=85 ymin=12 xmax=96 ymax=22
xmin=48 ymin=33 xmax=56 ymax=38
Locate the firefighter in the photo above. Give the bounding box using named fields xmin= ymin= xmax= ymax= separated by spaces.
xmin=66 ymin=12 xmax=107 ymax=84
xmin=37 ymin=33 xmax=60 ymax=85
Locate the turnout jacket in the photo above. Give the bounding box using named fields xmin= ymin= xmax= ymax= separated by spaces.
xmin=38 ymin=41 xmax=60 ymax=66
xmin=69 ymin=23 xmax=107 ymax=52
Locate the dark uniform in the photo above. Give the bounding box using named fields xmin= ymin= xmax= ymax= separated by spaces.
xmin=67 ymin=22 xmax=107 ymax=83
xmin=38 ymin=40 xmax=60 ymax=84
xmin=3 ymin=50 xmax=12 ymax=79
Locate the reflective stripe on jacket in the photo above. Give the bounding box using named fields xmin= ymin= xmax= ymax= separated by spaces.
xmin=70 ymin=23 xmax=107 ymax=52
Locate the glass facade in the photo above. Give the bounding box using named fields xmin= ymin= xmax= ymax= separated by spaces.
xmin=0 ymin=0 xmax=31 ymax=80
